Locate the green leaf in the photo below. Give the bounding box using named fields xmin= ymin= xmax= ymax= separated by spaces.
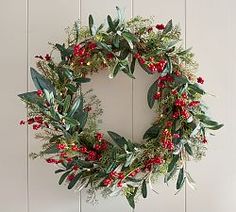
xmin=68 ymin=172 xmax=84 ymax=189
xmin=195 ymin=114 xmax=221 ymax=127
xmin=43 ymin=144 xmax=59 ymax=154
xmin=165 ymin=54 xmax=173 ymax=73
xmin=126 ymin=195 xmax=135 ymax=209
xmin=124 ymin=153 xmax=135 ymax=167
xmin=55 ymin=169 xmax=66 ymax=174
xmin=68 ymin=97 xmax=82 ymax=117
xmin=63 ymin=95 xmax=71 ymax=113
xmin=97 ymin=41 xmax=113 ymax=52
xmin=107 ymin=15 xmax=115 ymax=31
xmin=64 ymin=116 xmax=78 ymax=126
xmin=78 ymin=111 xmax=88 ymax=129
xmin=121 ymin=63 xmax=135 ymax=79
xmin=116 ymin=6 xmax=122 ymax=22
xmin=18 ymin=91 xmax=44 ymax=107
xmin=49 ymin=135 xmax=62 ymax=143
xmin=75 ymin=77 xmax=91 ymax=84
xmin=126 ymin=186 xmax=138 ymax=209
xmin=163 ymin=19 xmax=173 ymax=34
xmin=206 ymin=124 xmax=224 ymax=130
xmin=113 ymin=34 xmax=120 ymax=48
xmin=58 ymin=171 xmax=71 ymax=185
xmin=30 ymin=67 xmax=56 ymax=94
xmin=119 ymin=48 xmax=130 ymax=60
xmin=107 ymin=131 xmax=127 ymax=149
xmin=177 ymin=47 xmax=192 ymax=56
xmin=66 ymin=84 xmax=77 ymax=93
xmin=143 ymin=124 xmax=160 ymax=140
xmin=55 ymin=44 xmax=73 ymax=60
xmin=141 ymin=180 xmax=147 ymax=198
xmin=75 ymin=158 xmax=93 ymax=168
xmin=184 ymin=143 xmax=193 ymax=156
xmin=111 ymin=61 xmax=121 ymax=78
xmin=130 ymin=57 xmax=136 ymax=74
xmin=147 ymin=80 xmax=158 ymax=109
xmin=165 ymin=166 xmax=178 ymax=183
xmin=89 ymin=15 xmax=96 ymax=36
xmin=168 ymin=155 xmax=179 ymax=172
xmin=176 ymin=168 xmax=185 ymax=190
xmin=188 ymin=83 xmax=205 ymax=95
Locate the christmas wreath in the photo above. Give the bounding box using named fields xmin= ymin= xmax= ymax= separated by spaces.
xmin=18 ymin=7 xmax=223 ymax=209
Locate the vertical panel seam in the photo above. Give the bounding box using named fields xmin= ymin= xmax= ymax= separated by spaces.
xmin=184 ymin=1 xmax=187 ymax=212
xmin=78 ymin=0 xmax=82 ymax=212
xmin=26 ymin=0 xmax=30 ymax=211
xmin=131 ymin=0 xmax=134 ymax=210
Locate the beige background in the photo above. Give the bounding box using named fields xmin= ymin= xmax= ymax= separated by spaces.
xmin=0 ymin=0 xmax=235 ymax=212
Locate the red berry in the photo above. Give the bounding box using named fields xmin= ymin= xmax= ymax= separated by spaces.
xmin=138 ymin=57 xmax=146 ymax=64
xmin=156 ymin=60 xmax=167 ymax=72
xmin=197 ymin=77 xmax=204 ymax=84
xmin=46 ymin=158 xmax=55 ymax=163
xmin=71 ymin=145 xmax=79 ymax=151
xmin=34 ymin=116 xmax=43 ymax=124
xmin=188 ymin=101 xmax=200 ymax=107
xmin=202 ymin=137 xmax=207 ymax=143
xmin=88 ymin=42 xmax=97 ymax=50
xmin=182 ymin=92 xmax=188 ymax=99
xmin=117 ymin=181 xmax=123 ymax=187
xmin=153 ymin=91 xmax=161 ymax=100
xmin=109 ymin=171 xmax=118 ymax=178
xmin=73 ymin=165 xmax=79 ymax=171
xmin=118 ymin=172 xmax=125 ymax=180
xmin=67 ymin=174 xmax=75 ymax=181
xmin=36 ymin=89 xmax=43 ymax=97
xmin=100 ymin=140 xmax=108 ymax=150
xmin=156 ymin=23 xmax=165 ymax=30
xmin=134 ymin=53 xmax=141 ymax=59
xmin=173 ymin=111 xmax=180 ymax=119
xmin=171 ymin=89 xmax=178 ymax=95
xmin=95 ymin=132 xmax=103 ymax=141
xmin=66 ymin=158 xmax=73 ymax=163
xmin=173 ymin=133 xmax=180 ymax=139
xmin=73 ymin=44 xmax=81 ymax=57
xmin=32 ymin=124 xmax=41 ymax=130
xmin=19 ymin=120 xmax=25 ymax=125
xmin=94 ymin=144 xmax=101 ymax=151
xmin=103 ymin=178 xmax=113 ymax=186
xmin=57 ymin=143 xmax=66 ymax=150
xmin=79 ymin=146 xmax=87 ymax=153
xmin=147 ymin=27 xmax=153 ymax=33
xmin=45 ymin=54 xmax=51 ymax=61
xmin=166 ymin=121 xmax=173 ymax=128
xmin=174 ymin=70 xmax=181 ymax=77
xmin=106 ymin=53 xmax=114 ymax=60
xmin=87 ymin=151 xmax=97 ymax=161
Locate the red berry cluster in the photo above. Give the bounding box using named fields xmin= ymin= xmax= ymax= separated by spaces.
xmin=73 ymin=42 xmax=97 ymax=65
xmin=20 ymin=115 xmax=49 ymax=130
xmin=156 ymin=23 xmax=165 ymax=30
xmin=160 ymin=128 xmax=175 ymax=151
xmin=103 ymin=171 xmax=125 ymax=187
xmin=153 ymin=74 xmax=174 ymax=101
xmin=144 ymin=156 xmax=164 ymax=170
xmin=197 ymin=77 xmax=204 ymax=84
xmin=35 ymin=54 xmax=51 ymax=61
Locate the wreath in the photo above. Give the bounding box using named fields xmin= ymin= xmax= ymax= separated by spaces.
xmin=18 ymin=7 xmax=223 ymax=209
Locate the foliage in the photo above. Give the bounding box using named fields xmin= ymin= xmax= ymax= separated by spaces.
xmin=18 ymin=7 xmax=223 ymax=209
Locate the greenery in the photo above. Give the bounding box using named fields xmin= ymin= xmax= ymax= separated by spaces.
xmin=19 ymin=7 xmax=223 ymax=209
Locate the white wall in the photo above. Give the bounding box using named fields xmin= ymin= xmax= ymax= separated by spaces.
xmin=0 ymin=0 xmax=235 ymax=212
